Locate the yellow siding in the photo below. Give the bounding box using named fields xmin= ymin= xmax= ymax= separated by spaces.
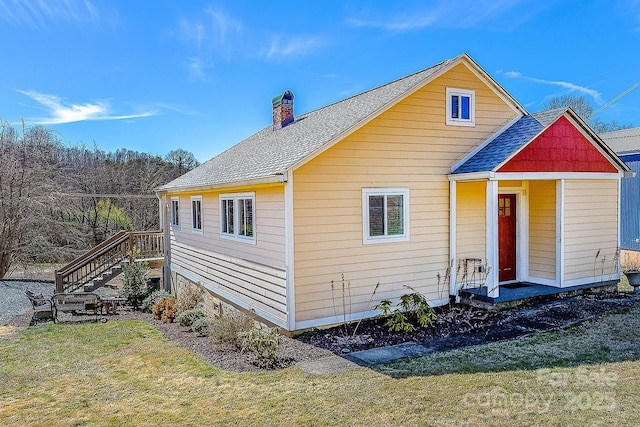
xmin=166 ymin=185 xmax=287 ymax=324
xmin=456 ymin=181 xmax=486 ymax=262
xmin=564 ymin=180 xmax=619 ymax=282
xmin=168 ymin=185 xmax=286 ymax=269
xmin=529 ymin=180 xmax=556 ymax=280
xmin=293 ymin=63 xmax=519 ymax=323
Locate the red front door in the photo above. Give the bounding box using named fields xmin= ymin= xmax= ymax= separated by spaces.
xmin=498 ymin=194 xmax=517 ymax=282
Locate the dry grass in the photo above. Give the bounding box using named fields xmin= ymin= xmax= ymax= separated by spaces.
xmin=382 ymin=305 xmax=640 ymax=376
xmin=1 ymin=311 xmax=640 ymax=426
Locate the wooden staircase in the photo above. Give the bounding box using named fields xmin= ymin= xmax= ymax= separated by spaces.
xmin=54 ymin=231 xmax=164 ymax=294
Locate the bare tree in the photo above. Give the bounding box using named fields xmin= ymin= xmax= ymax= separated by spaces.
xmin=0 ymin=123 xmax=200 ymax=275
xmin=0 ymin=121 xmax=61 ymax=278
xmin=542 ymin=95 xmax=632 ymax=133
xmin=165 ymin=149 xmax=200 ymax=175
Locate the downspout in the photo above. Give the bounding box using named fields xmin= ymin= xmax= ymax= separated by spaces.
xmin=284 ymin=169 xmax=296 ymax=331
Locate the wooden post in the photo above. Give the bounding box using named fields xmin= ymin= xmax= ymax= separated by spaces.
xmin=129 ymin=232 xmax=135 ymax=263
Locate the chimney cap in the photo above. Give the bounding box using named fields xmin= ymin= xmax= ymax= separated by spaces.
xmin=272 ymin=90 xmax=294 ymax=107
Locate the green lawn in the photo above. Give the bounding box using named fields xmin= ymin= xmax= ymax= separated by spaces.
xmin=1 ymin=307 xmax=639 ymax=426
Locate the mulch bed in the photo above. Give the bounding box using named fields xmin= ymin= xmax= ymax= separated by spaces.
xmin=296 ymin=292 xmax=640 ymax=355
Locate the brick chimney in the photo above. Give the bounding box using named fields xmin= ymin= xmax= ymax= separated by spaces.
xmin=272 ymin=90 xmax=294 ymax=130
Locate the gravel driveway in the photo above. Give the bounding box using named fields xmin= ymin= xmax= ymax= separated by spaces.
xmin=0 ymin=280 xmax=54 ymax=324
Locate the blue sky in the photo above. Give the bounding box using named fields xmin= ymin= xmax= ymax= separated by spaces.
xmin=1 ymin=0 xmax=639 ymax=162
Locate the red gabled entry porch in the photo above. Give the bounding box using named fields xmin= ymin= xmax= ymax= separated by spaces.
xmin=449 ymin=109 xmax=626 ymax=303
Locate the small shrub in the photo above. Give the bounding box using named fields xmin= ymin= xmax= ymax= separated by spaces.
xmin=142 ymin=290 xmax=172 ymax=313
xmin=177 ymin=284 xmax=204 ymax=313
xmin=399 ymin=292 xmax=436 ymax=328
xmin=239 ymin=327 xmax=282 ymax=368
xmin=119 ymin=256 xmax=151 ymax=310
xmin=208 ymin=310 xmax=254 ymax=349
xmin=374 ymin=292 xmax=436 ymax=333
xmin=191 ymin=317 xmax=215 ymax=337
xmin=176 ymin=308 xmax=207 ymax=327
xmin=152 ymin=297 xmax=178 ymax=323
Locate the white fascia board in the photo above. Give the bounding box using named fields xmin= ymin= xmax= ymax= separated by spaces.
xmin=492 ymin=172 xmax=622 ymax=180
xmin=448 ymin=171 xmax=493 ymax=181
xmin=156 ymin=174 xmax=286 ymax=195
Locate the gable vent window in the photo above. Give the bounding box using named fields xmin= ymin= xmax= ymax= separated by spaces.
xmin=446 ymin=88 xmax=475 ymax=126
xmin=220 ymin=193 xmax=256 ymax=244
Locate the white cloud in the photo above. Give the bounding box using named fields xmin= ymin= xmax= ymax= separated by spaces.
xmin=17 ymin=90 xmax=155 ymax=125
xmin=502 ymin=71 xmax=603 ymax=103
xmin=347 ymin=0 xmax=540 ymax=32
xmin=0 ymin=0 xmax=109 ymax=29
xmin=348 ymin=12 xmax=439 ymax=32
xmin=175 ymin=7 xmax=242 ymax=81
xmin=262 ymin=35 xmax=324 ymax=59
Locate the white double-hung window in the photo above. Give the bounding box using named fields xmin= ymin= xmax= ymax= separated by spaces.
xmin=191 ymin=196 xmax=203 ymax=233
xmin=220 ymin=192 xmax=255 ymax=243
xmin=170 ymin=197 xmax=180 ymax=228
xmin=362 ymin=188 xmax=409 ymax=244
xmin=446 ymin=88 xmax=475 ymax=126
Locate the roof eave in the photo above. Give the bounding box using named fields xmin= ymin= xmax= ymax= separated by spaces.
xmin=155 ymin=174 xmax=286 ymax=195
xmin=448 ymin=171 xmax=493 ymax=181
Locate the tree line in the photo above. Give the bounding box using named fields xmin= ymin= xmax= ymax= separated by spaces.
xmin=0 ymin=120 xmax=199 ymax=278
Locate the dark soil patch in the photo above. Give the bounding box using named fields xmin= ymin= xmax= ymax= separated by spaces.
xmin=296 ymin=292 xmax=640 ymax=356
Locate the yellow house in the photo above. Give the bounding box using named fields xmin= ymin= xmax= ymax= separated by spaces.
xmin=156 ymin=53 xmax=628 ymax=333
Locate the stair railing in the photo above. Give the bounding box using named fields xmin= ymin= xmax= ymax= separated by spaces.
xmin=54 ymin=230 xmax=164 ymax=293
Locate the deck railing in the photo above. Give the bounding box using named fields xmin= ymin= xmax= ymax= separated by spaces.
xmin=54 ymin=230 xmax=164 ymax=293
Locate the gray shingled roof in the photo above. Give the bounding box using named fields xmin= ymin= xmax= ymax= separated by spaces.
xmin=158 ymin=58 xmax=457 ymax=191
xmin=452 ymin=109 xmax=565 ymax=174
xmin=600 ymin=127 xmax=640 ymax=155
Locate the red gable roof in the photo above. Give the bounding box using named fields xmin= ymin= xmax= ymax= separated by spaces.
xmin=498 ymin=116 xmax=618 ymax=173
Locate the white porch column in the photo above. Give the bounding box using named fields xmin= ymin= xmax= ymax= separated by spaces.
xmin=449 ymin=180 xmax=457 ymax=298
xmin=486 ymin=180 xmax=499 ymax=298
xmin=556 ymin=179 xmax=565 ymax=287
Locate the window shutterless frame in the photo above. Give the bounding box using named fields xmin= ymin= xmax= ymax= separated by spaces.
xmin=191 ymin=196 xmax=203 ymax=234
xmin=446 ymin=88 xmax=475 ymax=126
xmin=220 ymin=192 xmax=256 ymax=244
xmin=362 ymin=188 xmax=410 ymax=244
xmin=170 ymin=197 xmax=180 ymax=229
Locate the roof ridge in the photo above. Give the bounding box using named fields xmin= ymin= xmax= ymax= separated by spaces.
xmin=296 ymin=57 xmax=455 ymax=118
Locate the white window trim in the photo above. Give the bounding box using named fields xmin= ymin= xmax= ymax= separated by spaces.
xmin=446 ymin=87 xmax=475 ymax=127
xmin=219 ymin=192 xmax=256 ymax=244
xmin=191 ymin=196 xmax=203 ymax=234
xmin=362 ymin=187 xmax=410 ymax=244
xmin=170 ymin=197 xmax=180 ymax=229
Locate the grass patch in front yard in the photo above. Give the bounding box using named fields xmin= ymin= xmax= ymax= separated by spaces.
xmin=380 ymin=306 xmax=640 ymax=377
xmin=2 ymin=311 xmax=640 ymax=426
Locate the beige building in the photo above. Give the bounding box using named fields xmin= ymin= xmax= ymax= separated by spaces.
xmin=156 ymin=53 xmax=628 ymax=333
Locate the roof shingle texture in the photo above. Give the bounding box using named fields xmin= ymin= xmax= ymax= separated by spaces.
xmin=600 ymin=127 xmax=640 ymax=155
xmin=452 ymin=109 xmax=564 ymax=174
xmin=158 ymin=59 xmax=453 ymax=191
